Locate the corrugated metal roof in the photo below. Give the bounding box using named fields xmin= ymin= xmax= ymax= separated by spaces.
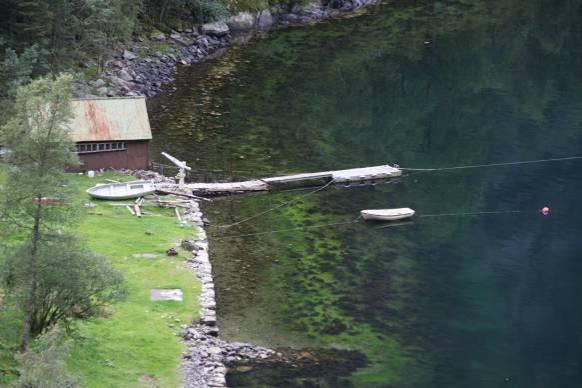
xmin=70 ymin=97 xmax=152 ymax=142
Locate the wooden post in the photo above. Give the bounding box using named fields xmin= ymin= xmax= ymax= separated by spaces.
xmin=134 ymin=204 xmax=142 ymax=218
xmin=161 ymin=152 xmax=191 ymax=190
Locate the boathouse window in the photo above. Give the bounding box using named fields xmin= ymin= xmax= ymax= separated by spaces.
xmin=76 ymin=141 xmax=128 ymax=154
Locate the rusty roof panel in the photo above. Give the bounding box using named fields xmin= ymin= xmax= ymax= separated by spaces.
xmin=70 ymin=97 xmax=152 ymax=142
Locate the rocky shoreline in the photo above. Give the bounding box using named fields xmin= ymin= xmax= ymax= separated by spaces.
xmin=76 ymin=0 xmax=379 ymax=99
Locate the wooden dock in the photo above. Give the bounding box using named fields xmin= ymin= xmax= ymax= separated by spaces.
xmin=183 ymin=164 xmax=401 ymax=196
xmin=185 ymin=180 xmax=269 ymax=195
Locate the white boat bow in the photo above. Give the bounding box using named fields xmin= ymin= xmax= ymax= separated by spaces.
xmin=361 ymin=208 xmax=415 ymax=221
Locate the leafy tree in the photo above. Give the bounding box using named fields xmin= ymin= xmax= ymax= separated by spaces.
xmin=78 ymin=0 xmax=142 ymax=71
xmin=0 ymin=0 xmax=142 ymax=74
xmin=143 ymin=0 xmax=229 ymax=26
xmin=0 ymin=45 xmax=41 ymax=125
xmin=0 ymin=74 xmax=127 ymax=351
xmin=189 ymin=0 xmax=230 ymax=24
xmin=2 ymin=237 xmax=127 ymax=337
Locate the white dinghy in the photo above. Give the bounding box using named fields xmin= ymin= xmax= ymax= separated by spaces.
xmin=87 ymin=180 xmax=156 ymax=200
xmin=361 ymin=208 xmax=415 ymax=221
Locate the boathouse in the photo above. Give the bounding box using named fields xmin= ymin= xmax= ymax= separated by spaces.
xmin=70 ymin=96 xmax=152 ymax=171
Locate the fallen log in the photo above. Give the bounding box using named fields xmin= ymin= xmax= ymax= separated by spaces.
xmin=155 ymin=189 xmax=212 ymax=202
xmin=126 ymin=205 xmax=135 ymax=215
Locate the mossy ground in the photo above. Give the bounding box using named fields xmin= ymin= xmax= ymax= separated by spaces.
xmin=0 ymin=167 xmax=200 ymax=387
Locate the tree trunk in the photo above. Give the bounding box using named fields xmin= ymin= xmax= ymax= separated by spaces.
xmin=19 ymin=196 xmax=43 ymax=352
xmin=159 ymin=0 xmax=171 ymax=23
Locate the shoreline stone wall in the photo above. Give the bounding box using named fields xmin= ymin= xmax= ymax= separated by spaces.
xmin=181 ymin=201 xmax=277 ymax=387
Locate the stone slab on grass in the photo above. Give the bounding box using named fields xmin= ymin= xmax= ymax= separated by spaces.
xmin=150 ymin=289 xmax=183 ymax=301
xmin=133 ymin=253 xmax=160 ymax=259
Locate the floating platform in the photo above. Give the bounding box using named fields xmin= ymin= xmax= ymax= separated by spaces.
xmin=262 ymin=165 xmax=400 ymax=187
xmin=186 ymin=180 xmax=269 ymax=195
xmin=184 ymin=164 xmax=401 ymax=196
xmin=331 ymin=165 xmax=401 ymax=183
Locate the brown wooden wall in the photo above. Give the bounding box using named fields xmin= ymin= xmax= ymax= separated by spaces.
xmin=71 ymin=140 xmax=150 ymax=172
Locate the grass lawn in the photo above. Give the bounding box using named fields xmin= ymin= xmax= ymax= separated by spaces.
xmin=1 ymin=168 xmax=200 ymax=387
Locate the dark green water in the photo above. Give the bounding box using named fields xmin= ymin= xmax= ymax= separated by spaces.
xmin=149 ymin=0 xmax=582 ymax=386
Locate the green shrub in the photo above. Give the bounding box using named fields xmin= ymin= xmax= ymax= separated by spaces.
xmin=13 ymin=326 xmax=79 ymax=388
xmin=189 ymin=0 xmax=231 ymax=24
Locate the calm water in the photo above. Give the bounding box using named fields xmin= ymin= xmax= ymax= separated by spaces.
xmin=149 ymin=0 xmax=582 ymax=386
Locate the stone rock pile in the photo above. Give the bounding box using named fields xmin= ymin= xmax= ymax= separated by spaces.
xmin=181 ymin=325 xmax=277 ymax=388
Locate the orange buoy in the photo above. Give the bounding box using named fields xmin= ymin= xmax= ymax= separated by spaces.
xmin=541 ymin=206 xmax=550 ymax=216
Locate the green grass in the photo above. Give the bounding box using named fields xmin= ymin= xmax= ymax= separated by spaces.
xmin=144 ymin=41 xmax=176 ymax=56
xmin=0 ymin=168 xmax=201 ymax=387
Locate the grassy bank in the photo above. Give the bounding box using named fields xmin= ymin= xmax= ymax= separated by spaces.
xmin=0 ymin=168 xmax=201 ymax=387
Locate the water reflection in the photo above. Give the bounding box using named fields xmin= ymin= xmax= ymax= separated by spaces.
xmin=150 ymin=0 xmax=582 ymax=386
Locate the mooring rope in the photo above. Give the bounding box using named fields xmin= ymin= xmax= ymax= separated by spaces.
xmin=210 ymin=178 xmax=338 ymax=229
xmin=212 ymin=216 xmax=361 ymax=240
xmin=417 ymin=209 xmax=523 ymax=217
xmin=212 ymin=209 xmax=527 ymax=239
xmin=196 ymin=154 xmax=579 ymax=232
xmin=399 ymin=155 xmax=582 ymax=172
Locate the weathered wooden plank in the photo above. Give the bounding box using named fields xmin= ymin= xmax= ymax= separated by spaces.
xmin=263 ymin=172 xmax=332 ymax=184
xmin=331 ymin=165 xmax=401 ymax=182
xmin=186 ymin=180 xmax=269 ymax=193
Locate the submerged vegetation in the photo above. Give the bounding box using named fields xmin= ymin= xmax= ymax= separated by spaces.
xmin=150 ymin=0 xmax=582 ymax=385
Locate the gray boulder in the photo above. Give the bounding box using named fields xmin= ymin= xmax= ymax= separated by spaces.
xmin=257 ymin=10 xmax=274 ymax=29
xmin=122 ymin=49 xmax=138 ymax=60
xmin=171 ymin=35 xmax=194 ymax=46
xmin=92 ymin=79 xmax=106 ymax=88
xmin=97 ymin=86 xmax=109 ymax=96
xmin=150 ymin=31 xmax=166 ymax=41
xmin=200 ymin=21 xmax=230 ymax=36
xmin=110 ymin=76 xmax=132 ymax=90
xmin=181 ymin=240 xmax=197 ymax=251
xmin=118 ymin=69 xmax=133 ymax=81
xmin=227 ymin=12 xmax=256 ymax=31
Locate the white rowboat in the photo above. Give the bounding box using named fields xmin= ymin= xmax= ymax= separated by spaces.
xmin=361 ymin=208 xmax=415 ymax=221
xmin=87 ymin=180 xmax=156 ymax=200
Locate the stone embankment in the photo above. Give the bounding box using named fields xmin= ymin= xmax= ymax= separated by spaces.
xmin=76 ymin=0 xmax=379 ymax=98
xmin=181 ymin=200 xmax=276 ymax=387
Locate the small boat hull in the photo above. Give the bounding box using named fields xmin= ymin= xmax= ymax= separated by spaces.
xmin=87 ymin=180 xmax=156 ymax=200
xmin=361 ymin=208 xmax=415 ymax=221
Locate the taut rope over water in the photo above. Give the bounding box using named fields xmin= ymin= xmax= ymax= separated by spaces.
xmin=213 ymin=209 xmax=528 ymax=239
xmin=210 ymin=178 xmax=337 ymax=229
xmin=399 ymin=155 xmax=582 ymax=172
